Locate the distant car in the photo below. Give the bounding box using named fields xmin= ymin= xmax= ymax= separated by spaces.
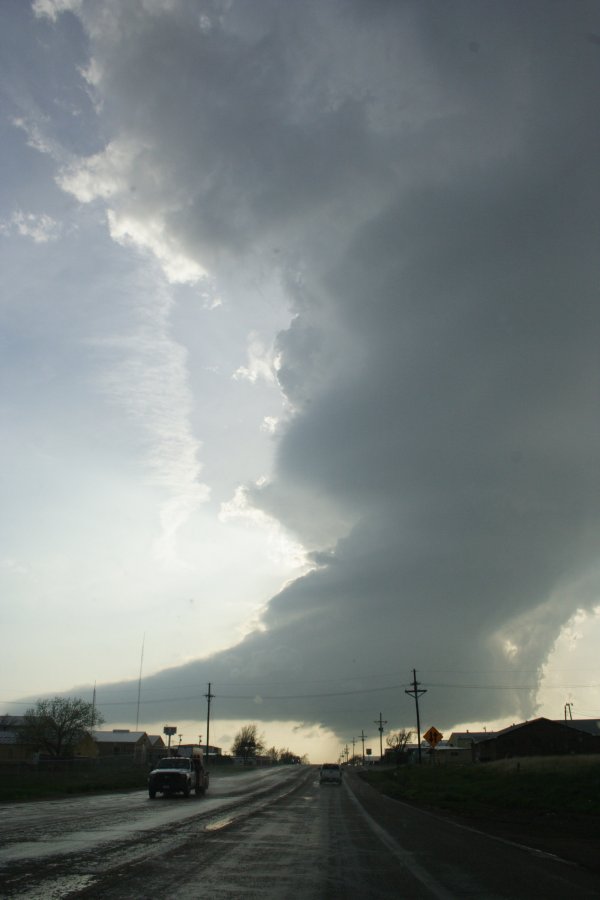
xmin=319 ymin=763 xmax=342 ymax=784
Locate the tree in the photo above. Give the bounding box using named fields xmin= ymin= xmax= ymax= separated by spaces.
xmin=266 ymin=745 xmax=281 ymax=763
xmin=231 ymin=724 xmax=265 ymax=762
xmin=278 ymin=749 xmax=301 ymax=765
xmin=21 ymin=696 xmax=103 ymax=758
xmin=386 ymin=728 xmax=413 ymax=753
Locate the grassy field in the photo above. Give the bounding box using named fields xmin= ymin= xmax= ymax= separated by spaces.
xmin=0 ymin=759 xmax=268 ymax=803
xmin=360 ymin=755 xmax=600 ymax=816
xmin=0 ymin=763 xmax=149 ymax=803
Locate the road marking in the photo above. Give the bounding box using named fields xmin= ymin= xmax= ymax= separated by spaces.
xmin=364 ymin=787 xmax=576 ymax=867
xmin=344 ymin=779 xmax=455 ymax=900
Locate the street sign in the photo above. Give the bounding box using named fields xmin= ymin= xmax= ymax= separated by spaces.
xmin=423 ymin=726 xmax=443 ymax=748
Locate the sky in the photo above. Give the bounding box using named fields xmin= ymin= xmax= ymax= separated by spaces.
xmin=1 ymin=0 xmax=599 ymax=763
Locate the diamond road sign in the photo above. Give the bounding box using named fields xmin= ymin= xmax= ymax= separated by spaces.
xmin=423 ymin=726 xmax=443 ymax=748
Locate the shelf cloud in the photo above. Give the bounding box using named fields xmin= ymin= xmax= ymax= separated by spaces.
xmin=30 ymin=0 xmax=600 ymax=734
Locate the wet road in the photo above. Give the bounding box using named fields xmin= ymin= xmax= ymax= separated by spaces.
xmin=1 ymin=767 xmax=598 ymax=898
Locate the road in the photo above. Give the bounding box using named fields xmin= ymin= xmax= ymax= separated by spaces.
xmin=0 ymin=766 xmax=598 ymax=898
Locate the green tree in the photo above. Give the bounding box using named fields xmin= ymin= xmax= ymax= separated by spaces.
xmin=231 ymin=724 xmax=265 ymax=762
xmin=21 ymin=696 xmax=104 ymax=758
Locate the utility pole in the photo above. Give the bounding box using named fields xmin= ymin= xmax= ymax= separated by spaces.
xmin=135 ymin=633 xmax=145 ymax=731
xmin=205 ymin=682 xmax=214 ymax=764
xmin=360 ymin=730 xmax=367 ymax=765
xmin=374 ymin=713 xmax=388 ymax=761
xmin=564 ymin=702 xmax=573 ymax=721
xmin=351 ymin=736 xmax=356 ymax=764
xmin=405 ymin=668 xmax=427 ymax=765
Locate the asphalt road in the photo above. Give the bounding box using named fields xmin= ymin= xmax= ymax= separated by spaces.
xmin=1 ymin=766 xmax=598 ymax=898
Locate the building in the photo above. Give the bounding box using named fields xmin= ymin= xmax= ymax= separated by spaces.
xmin=473 ymin=717 xmax=600 ymax=762
xmin=93 ymin=729 xmax=153 ymax=763
xmin=448 ymin=731 xmax=492 ymax=750
xmin=147 ymin=734 xmax=167 ymax=761
xmin=0 ymin=715 xmax=96 ymax=761
xmin=0 ymin=715 xmax=30 ymax=762
xmin=556 ymin=719 xmax=600 ymax=738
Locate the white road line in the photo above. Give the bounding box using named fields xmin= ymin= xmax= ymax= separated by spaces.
xmin=343 ymin=779 xmax=455 ymax=900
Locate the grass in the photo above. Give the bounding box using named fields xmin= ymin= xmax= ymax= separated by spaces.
xmin=360 ymin=755 xmax=600 ymax=817
xmin=0 ymin=764 xmax=149 ymax=803
xmin=0 ymin=758 xmax=280 ymax=803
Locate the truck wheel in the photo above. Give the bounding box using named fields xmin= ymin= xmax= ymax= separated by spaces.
xmin=195 ymin=786 xmax=204 ymax=796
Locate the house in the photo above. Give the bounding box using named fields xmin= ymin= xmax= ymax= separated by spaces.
xmin=147 ymin=734 xmax=166 ymax=761
xmin=448 ymin=731 xmax=492 ymax=750
xmin=1 ymin=715 xmax=97 ymax=761
xmin=93 ymin=729 xmax=152 ymax=763
xmin=423 ymin=741 xmax=472 ymax=765
xmin=473 ymin=717 xmax=600 ymax=762
xmin=0 ymin=715 xmax=31 ymax=762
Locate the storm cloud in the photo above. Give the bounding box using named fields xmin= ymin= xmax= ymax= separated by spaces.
xmin=38 ymin=0 xmax=600 ymax=734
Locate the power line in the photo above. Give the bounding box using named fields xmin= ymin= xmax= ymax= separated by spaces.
xmin=2 ymin=679 xmax=598 ymax=708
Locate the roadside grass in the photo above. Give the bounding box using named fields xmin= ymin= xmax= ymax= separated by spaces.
xmin=0 ymin=760 xmax=285 ymax=803
xmin=0 ymin=766 xmax=149 ymax=803
xmin=360 ymin=755 xmax=600 ymax=816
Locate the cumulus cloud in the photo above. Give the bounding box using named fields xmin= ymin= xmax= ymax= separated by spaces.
xmin=51 ymin=0 xmax=600 ymax=735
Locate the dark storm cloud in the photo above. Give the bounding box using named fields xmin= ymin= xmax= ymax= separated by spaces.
xmin=58 ymin=0 xmax=600 ymax=734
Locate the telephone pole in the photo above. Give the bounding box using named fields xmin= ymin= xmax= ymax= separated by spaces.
xmin=405 ymin=669 xmax=427 ymax=764
xmin=374 ymin=712 xmax=388 ymax=761
xmin=205 ymin=682 xmax=215 ymax=764
xmin=351 ymin=736 xmax=356 ymax=764
xmin=360 ymin=730 xmax=367 ymax=765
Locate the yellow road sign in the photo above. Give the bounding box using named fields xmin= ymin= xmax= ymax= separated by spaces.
xmin=423 ymin=726 xmax=443 ymax=748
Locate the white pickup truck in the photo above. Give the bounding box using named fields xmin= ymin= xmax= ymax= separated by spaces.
xmin=148 ymin=751 xmax=209 ymax=798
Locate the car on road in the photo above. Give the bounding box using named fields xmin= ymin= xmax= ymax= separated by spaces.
xmin=319 ymin=763 xmax=342 ymax=785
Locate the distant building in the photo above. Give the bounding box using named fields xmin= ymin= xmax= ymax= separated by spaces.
xmin=448 ymin=731 xmax=492 ymax=750
xmin=0 ymin=715 xmax=30 ymax=762
xmin=93 ymin=729 xmax=152 ymax=763
xmin=146 ymin=734 xmax=166 ymax=762
xmin=0 ymin=715 xmax=97 ymax=761
xmin=173 ymin=743 xmax=222 ymax=758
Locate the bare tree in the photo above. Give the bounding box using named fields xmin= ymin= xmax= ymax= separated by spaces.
xmin=385 ymin=728 xmax=413 ymax=753
xmin=231 ymin=724 xmax=265 ymax=762
xmin=21 ymin=697 xmax=104 ymax=758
